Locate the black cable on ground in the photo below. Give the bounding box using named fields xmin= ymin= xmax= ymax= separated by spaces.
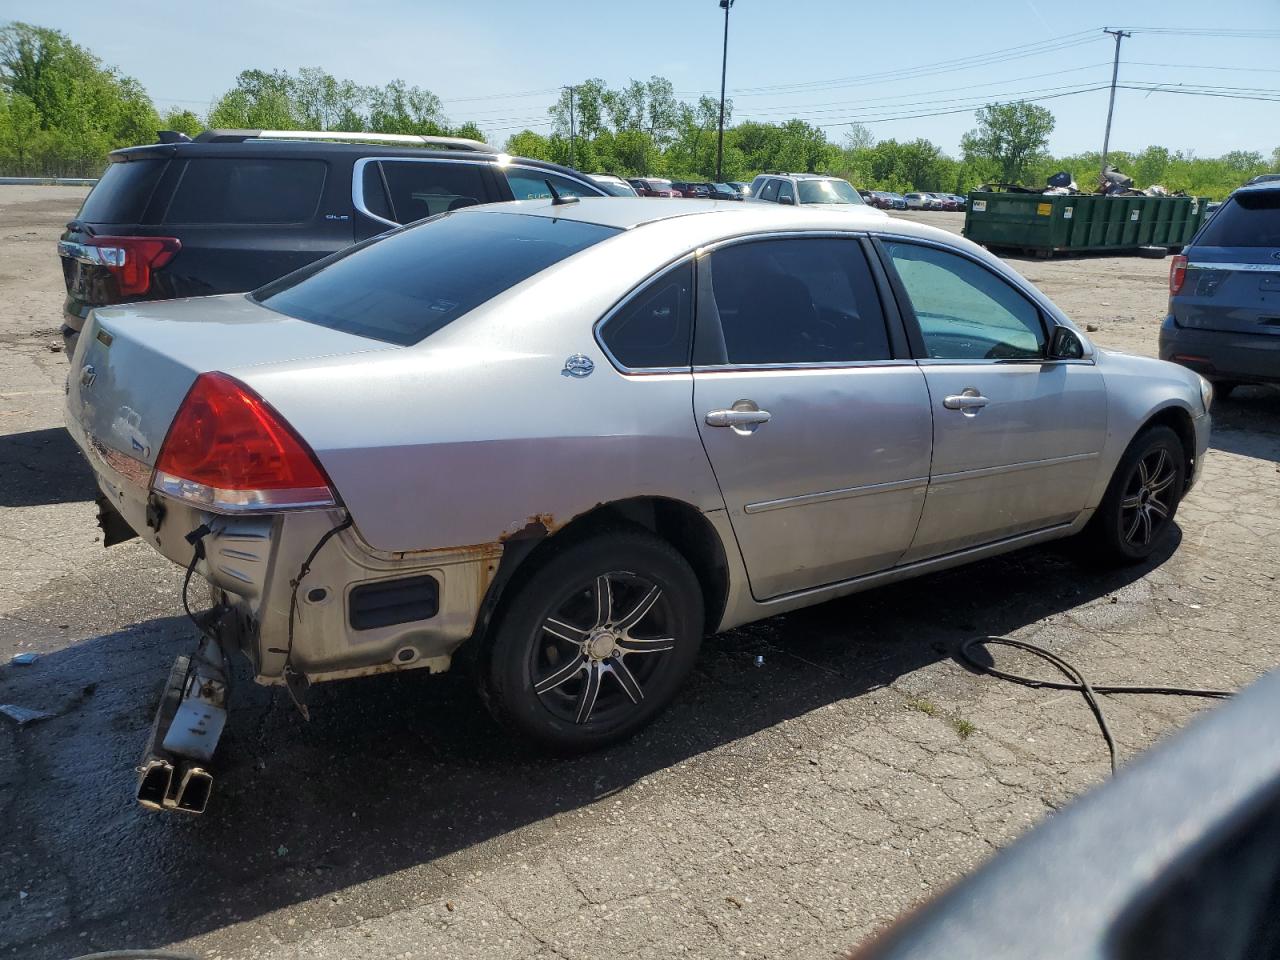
xmin=956 ymin=635 xmax=1234 ymax=774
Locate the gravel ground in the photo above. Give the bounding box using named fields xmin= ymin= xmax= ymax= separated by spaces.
xmin=1 ymin=188 xmax=1278 ymax=960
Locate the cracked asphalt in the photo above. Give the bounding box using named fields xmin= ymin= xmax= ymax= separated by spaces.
xmin=2 ymin=186 xmax=1278 ymax=960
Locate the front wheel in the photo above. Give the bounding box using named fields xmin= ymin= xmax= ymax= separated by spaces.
xmin=1084 ymin=425 xmax=1186 ymax=564
xmin=480 ymin=531 xmax=704 ymax=753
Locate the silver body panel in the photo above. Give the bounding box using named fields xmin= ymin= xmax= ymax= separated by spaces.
xmin=64 ymin=198 xmax=1210 ymax=684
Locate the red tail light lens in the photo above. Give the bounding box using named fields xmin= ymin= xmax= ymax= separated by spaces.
xmin=1169 ymin=254 xmax=1188 ymax=295
xmin=86 ymin=235 xmax=180 ymax=296
xmin=153 ymin=372 xmax=336 ymax=513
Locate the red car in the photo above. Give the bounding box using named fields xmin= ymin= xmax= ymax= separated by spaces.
xmin=627 ymin=177 xmax=679 ymax=198
xmin=928 ymin=192 xmax=961 ymax=212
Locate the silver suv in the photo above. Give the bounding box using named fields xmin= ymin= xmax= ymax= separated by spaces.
xmin=66 ymin=197 xmax=1210 ymax=812
xmin=748 ymin=172 xmax=880 ymax=211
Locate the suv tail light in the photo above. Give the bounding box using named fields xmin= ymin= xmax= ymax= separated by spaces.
xmin=1169 ymin=254 xmax=1188 ymax=295
xmin=84 ymin=235 xmax=181 ymax=296
xmin=153 ymin=372 xmax=337 ymax=513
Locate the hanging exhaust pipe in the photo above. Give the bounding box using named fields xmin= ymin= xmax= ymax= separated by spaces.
xmin=173 ymin=764 xmax=213 ymax=815
xmin=134 ymin=625 xmax=230 ymax=814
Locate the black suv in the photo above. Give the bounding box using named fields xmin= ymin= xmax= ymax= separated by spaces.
xmin=58 ymin=129 xmax=608 ymax=350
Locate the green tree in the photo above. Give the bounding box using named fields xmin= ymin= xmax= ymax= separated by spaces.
xmin=961 ymin=101 xmax=1055 ymax=185
xmin=161 ymin=108 xmax=204 ymax=138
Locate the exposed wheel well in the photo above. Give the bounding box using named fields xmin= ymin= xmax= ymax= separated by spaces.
xmin=1140 ymin=405 xmax=1197 ymax=491
xmin=473 ymin=497 xmax=731 ymax=646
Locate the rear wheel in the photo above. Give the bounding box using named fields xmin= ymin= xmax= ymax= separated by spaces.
xmin=480 ymin=531 xmax=703 ymax=752
xmin=1084 ymin=425 xmax=1186 ymax=564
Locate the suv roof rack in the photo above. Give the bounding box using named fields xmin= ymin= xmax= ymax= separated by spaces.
xmin=191 ymin=129 xmax=494 ymax=151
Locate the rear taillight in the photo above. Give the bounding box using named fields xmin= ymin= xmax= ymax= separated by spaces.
xmin=1169 ymin=254 xmax=1188 ymax=295
xmin=84 ymin=235 xmax=181 ymax=296
xmin=153 ymin=372 xmax=336 ymax=513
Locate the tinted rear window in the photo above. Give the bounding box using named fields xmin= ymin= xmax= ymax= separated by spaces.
xmin=164 ymin=159 xmax=326 ymax=224
xmin=77 ymin=159 xmax=166 ymax=224
xmin=253 ymin=212 xmax=618 ymax=346
xmin=1195 ymin=191 xmax=1280 ymax=247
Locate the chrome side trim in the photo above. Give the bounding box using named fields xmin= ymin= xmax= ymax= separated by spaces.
xmin=744 ymin=476 xmax=928 ymax=515
xmin=694 ymin=359 xmax=918 ymax=374
xmin=929 ymin=451 xmax=1099 ymax=486
xmin=1185 ymin=261 xmax=1280 ymax=273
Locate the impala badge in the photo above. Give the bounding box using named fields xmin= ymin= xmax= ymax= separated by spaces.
xmin=79 ymin=364 xmax=97 ymax=388
xmin=562 ymin=354 xmax=594 ymax=378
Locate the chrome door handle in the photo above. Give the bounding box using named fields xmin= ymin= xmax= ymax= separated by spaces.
xmin=943 ymin=392 xmax=989 ymax=411
xmin=706 ymin=409 xmax=772 ymax=427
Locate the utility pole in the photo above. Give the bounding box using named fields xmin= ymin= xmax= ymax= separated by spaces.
xmin=716 ymin=0 xmax=734 ymax=182
xmin=1100 ymin=28 xmax=1130 ymax=181
xmin=565 ymin=85 xmax=576 ymax=167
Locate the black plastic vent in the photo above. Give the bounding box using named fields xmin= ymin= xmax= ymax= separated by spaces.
xmin=348 ymin=576 xmax=439 ymax=631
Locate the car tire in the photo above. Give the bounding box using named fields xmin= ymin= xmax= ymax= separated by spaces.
xmin=1084 ymin=425 xmax=1186 ymax=565
xmin=479 ymin=531 xmax=704 ymax=753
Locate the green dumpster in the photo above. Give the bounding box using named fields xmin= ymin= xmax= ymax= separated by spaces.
xmin=963 ymin=192 xmax=1211 ymax=256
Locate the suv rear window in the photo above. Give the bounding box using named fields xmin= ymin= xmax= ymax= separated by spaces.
xmin=254 ymin=211 xmax=618 ymax=346
xmin=1195 ymin=191 xmax=1280 ymax=247
xmin=164 ymin=159 xmax=326 ymax=224
xmin=77 ymin=159 xmax=166 ymax=224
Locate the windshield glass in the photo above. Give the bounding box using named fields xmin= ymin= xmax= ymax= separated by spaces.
xmin=797 ymin=179 xmax=864 ymax=205
xmin=254 ymin=212 xmax=618 ymax=345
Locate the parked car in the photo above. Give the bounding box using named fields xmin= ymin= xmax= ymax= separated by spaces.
xmin=67 ymin=197 xmax=1210 ymax=810
xmin=726 ymin=181 xmax=752 ymax=198
xmin=56 ymin=129 xmax=608 ymax=352
xmin=950 ymin=194 xmax=968 ymax=210
xmin=587 ymin=173 xmax=638 ymax=196
xmin=870 ymin=191 xmax=907 ymax=211
xmin=748 ymin=173 xmax=884 ymax=214
xmin=928 ymin=192 xmax=960 ymax=212
xmin=703 ymin=182 xmax=744 ymax=201
xmin=903 ymin=192 xmax=931 ymax=210
xmin=670 ymin=181 xmax=711 ymax=199
xmin=628 ymin=177 xmax=679 ymax=198
xmin=1160 ymin=179 xmax=1280 ymax=394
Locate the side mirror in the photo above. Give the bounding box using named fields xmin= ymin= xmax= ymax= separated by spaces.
xmin=1049 ymin=325 xmax=1085 ymax=360
xmin=777 ymin=195 xmax=795 ymax=206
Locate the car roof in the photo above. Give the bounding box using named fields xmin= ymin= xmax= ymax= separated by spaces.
xmin=458 ymin=196 xmax=903 ymax=235
xmin=1237 ymin=179 xmax=1280 ymax=195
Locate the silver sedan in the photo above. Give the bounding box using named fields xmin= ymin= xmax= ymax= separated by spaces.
xmin=66 ymin=197 xmax=1210 ymax=778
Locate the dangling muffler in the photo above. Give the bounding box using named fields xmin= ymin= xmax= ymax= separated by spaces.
xmin=135 ymin=626 xmax=230 ymax=815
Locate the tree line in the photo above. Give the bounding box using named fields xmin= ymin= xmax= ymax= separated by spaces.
xmin=2 ymin=21 xmax=1277 ymax=198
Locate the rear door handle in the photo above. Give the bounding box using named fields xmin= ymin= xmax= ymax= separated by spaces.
xmin=705 ymin=409 xmax=772 ymax=428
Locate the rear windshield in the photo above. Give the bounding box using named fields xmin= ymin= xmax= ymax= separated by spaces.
xmin=253 ymin=211 xmax=618 ymax=346
xmin=77 ymin=159 xmax=166 ymax=224
xmin=164 ymin=158 xmax=327 ymax=224
xmin=1195 ymin=191 xmax=1280 ymax=247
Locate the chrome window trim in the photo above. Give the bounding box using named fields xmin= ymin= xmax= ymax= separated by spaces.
xmin=745 ymin=475 xmax=929 ymax=515
xmin=694 ymin=359 xmax=916 ymax=374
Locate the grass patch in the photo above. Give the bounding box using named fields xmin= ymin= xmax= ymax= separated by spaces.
xmin=906 ymin=697 xmax=976 ymax=740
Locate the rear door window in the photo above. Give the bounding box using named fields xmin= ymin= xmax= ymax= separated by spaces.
xmin=163 ymin=159 xmax=326 ymax=224
xmin=505 ymin=168 xmax=598 ymax=200
xmin=1195 ymin=191 xmax=1280 ymax=247
xmin=701 ymin=238 xmax=892 ymax=365
xmin=379 ymin=160 xmax=489 ymax=223
xmin=77 ymin=159 xmax=167 ymax=224
xmin=254 ymin=211 xmax=617 ymax=346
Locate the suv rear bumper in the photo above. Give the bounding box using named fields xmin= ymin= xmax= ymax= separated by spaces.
xmin=1159 ymin=315 xmax=1280 ymax=384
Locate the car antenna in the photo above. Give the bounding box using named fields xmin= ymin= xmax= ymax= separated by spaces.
xmin=545 ymin=179 xmax=579 ymax=205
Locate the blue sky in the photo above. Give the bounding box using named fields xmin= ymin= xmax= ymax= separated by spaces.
xmin=7 ymin=0 xmax=1280 ymax=158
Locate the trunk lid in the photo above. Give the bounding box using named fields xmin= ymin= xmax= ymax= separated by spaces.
xmin=1174 ymin=189 xmax=1280 ymax=336
xmin=66 ymin=295 xmax=392 ymax=475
